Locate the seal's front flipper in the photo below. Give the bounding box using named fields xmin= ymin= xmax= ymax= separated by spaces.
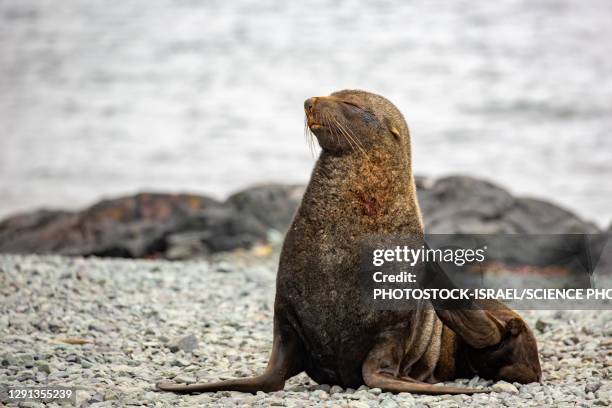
xmin=423 ymin=255 xmax=506 ymax=349
xmin=156 ymin=319 xmax=303 ymax=394
xmin=434 ymin=307 xmax=505 ymax=349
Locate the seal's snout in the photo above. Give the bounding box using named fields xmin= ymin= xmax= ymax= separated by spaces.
xmin=304 ymin=97 xmax=317 ymax=114
xmin=304 ymin=97 xmax=323 ymax=129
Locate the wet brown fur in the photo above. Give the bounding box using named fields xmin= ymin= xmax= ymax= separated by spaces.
xmin=156 ymin=90 xmax=541 ymax=395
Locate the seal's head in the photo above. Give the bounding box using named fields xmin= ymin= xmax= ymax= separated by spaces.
xmin=304 ymin=90 xmax=410 ymax=156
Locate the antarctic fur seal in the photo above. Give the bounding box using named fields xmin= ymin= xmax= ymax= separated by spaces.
xmin=157 ymin=90 xmax=541 ymax=394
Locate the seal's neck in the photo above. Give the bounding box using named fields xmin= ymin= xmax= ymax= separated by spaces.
xmin=297 ymin=149 xmax=423 ymax=235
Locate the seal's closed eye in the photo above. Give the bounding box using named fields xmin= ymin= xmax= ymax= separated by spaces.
xmin=338 ymin=99 xmax=378 ymax=124
xmin=340 ymin=100 xmax=363 ymax=109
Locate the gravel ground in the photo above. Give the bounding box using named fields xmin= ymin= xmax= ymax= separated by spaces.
xmin=0 ymin=254 xmax=610 ymax=407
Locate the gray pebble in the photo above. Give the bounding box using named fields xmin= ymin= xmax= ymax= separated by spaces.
xmin=380 ymin=398 xmax=399 ymax=408
xmin=173 ymin=374 xmax=197 ymax=384
xmin=167 ymin=333 xmax=199 ymax=353
xmin=492 ymin=381 xmax=519 ymax=394
xmin=33 ymin=361 xmax=50 ymax=374
xmin=330 ymin=385 xmax=343 ymax=394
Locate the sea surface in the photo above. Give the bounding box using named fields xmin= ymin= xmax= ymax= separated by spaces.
xmin=1 ymin=0 xmax=611 ymax=225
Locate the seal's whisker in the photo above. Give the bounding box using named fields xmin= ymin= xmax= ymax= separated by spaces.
xmin=327 ymin=112 xmax=357 ymax=154
xmin=342 ymin=125 xmax=369 ymax=161
xmin=336 ymin=116 xmax=367 ymax=155
xmin=334 ymin=116 xmax=369 ymax=159
xmin=323 ymin=112 xmax=341 ymax=147
xmin=322 ymin=113 xmax=336 ymax=144
xmin=335 ymin=119 xmax=357 ymax=154
xmin=324 ymin=112 xmax=352 ymax=151
xmin=304 ymin=115 xmax=316 ymax=157
xmin=303 ymin=117 xmax=310 ymax=156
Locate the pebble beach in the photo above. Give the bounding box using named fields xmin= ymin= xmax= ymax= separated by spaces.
xmin=0 ymin=253 xmax=610 ymax=407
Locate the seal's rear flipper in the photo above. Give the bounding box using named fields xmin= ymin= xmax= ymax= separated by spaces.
xmin=156 ymin=319 xmax=304 ymax=394
xmin=362 ymin=370 xmax=488 ymax=395
xmin=362 ymin=331 xmax=489 ymax=395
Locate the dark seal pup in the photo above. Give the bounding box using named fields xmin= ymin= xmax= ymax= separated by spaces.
xmin=157 ymin=90 xmax=541 ymax=394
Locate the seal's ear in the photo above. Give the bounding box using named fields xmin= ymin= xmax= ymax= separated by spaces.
xmin=384 ymin=118 xmax=401 ymax=141
xmin=390 ymin=127 xmax=401 ymax=140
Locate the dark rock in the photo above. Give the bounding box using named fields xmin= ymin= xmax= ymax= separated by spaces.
xmin=592 ymin=223 xmax=612 ymax=276
xmin=0 ymin=193 xmax=220 ymax=258
xmin=226 ymin=184 xmax=304 ymax=231
xmin=0 ymin=176 xmax=603 ymax=264
xmin=505 ymin=197 xmax=599 ymax=234
xmin=164 ymin=231 xmax=208 ymax=260
xmin=417 ymin=176 xmax=604 ymax=281
xmin=0 ymin=209 xmax=71 ymax=232
xmin=164 ymin=206 xmax=268 ymax=258
xmin=418 ymin=176 xmax=516 ymax=233
xmin=417 ymin=176 xmax=598 ymax=234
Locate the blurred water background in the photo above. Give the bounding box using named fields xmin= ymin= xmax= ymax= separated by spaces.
xmin=1 ymin=0 xmax=611 ymax=225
